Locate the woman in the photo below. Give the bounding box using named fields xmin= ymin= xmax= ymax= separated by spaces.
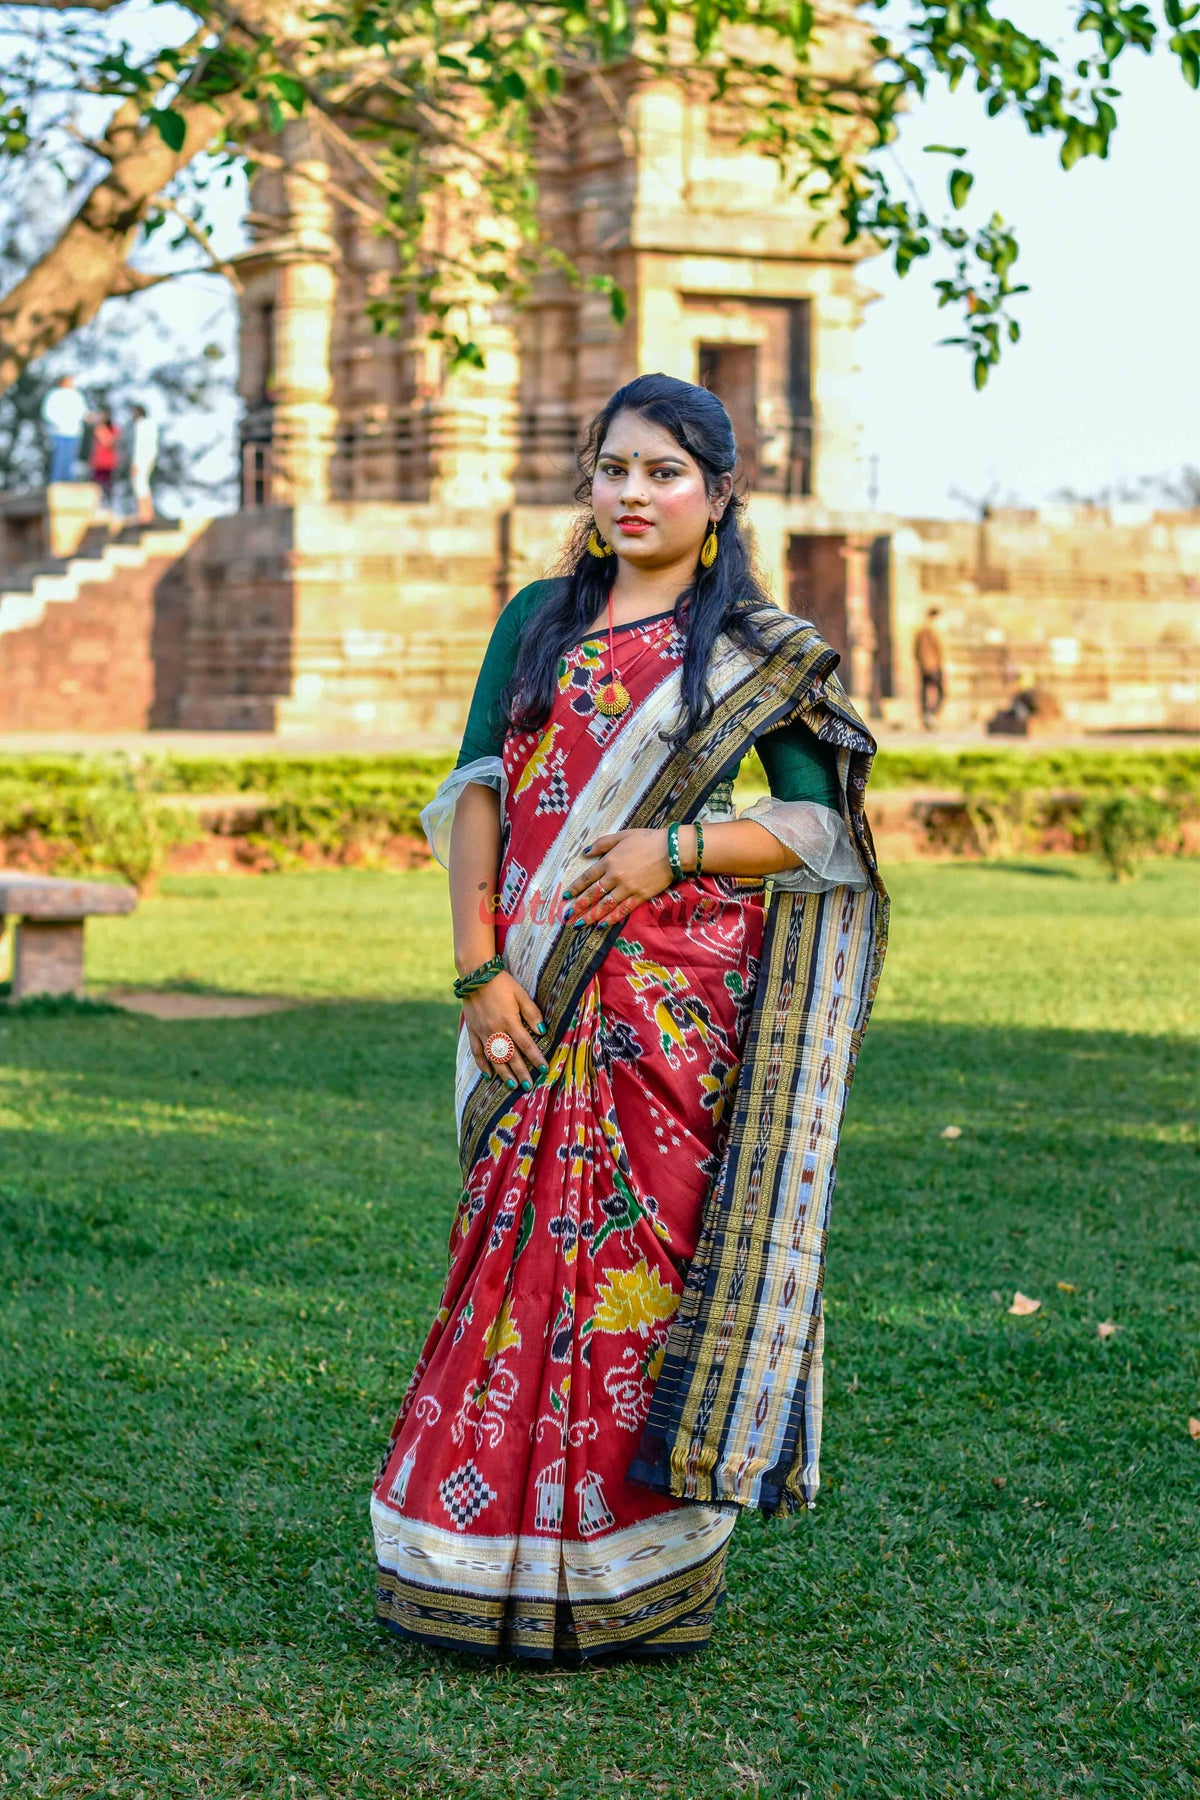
xmin=88 ymin=410 xmax=120 ymax=510
xmin=372 ymin=373 xmax=888 ymax=1663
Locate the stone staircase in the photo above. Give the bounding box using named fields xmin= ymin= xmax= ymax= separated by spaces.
xmin=0 ymin=516 xmax=210 ymax=730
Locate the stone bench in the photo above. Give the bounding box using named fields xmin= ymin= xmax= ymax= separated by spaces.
xmin=0 ymin=873 xmax=137 ymax=1000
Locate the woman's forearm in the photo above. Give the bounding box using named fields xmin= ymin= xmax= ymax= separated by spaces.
xmin=675 ymin=819 xmax=802 ymax=879
xmin=448 ymin=783 xmax=503 ymax=976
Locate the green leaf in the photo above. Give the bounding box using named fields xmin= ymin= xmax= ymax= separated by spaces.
xmin=949 ymin=168 xmax=974 ymax=210
xmin=973 ymin=356 xmax=990 ymax=391
xmin=150 ymin=109 xmax=186 ymax=153
xmin=268 ymin=73 xmax=307 ymax=114
xmin=448 ymin=339 xmax=486 ymax=371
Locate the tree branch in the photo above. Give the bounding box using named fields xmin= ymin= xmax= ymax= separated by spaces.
xmin=0 ymin=86 xmax=257 ymax=388
xmin=155 ymin=197 xmax=243 ymax=290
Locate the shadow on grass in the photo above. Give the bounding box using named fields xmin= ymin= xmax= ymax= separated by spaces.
xmin=938 ymin=858 xmax=1088 ymax=880
xmin=1 ymin=1002 xmax=1196 ymax=1793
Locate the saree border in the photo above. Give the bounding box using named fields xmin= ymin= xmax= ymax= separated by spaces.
xmin=375 ymin=1532 xmax=729 ymax=1661
xmin=629 ymin=662 xmax=888 ymax=1515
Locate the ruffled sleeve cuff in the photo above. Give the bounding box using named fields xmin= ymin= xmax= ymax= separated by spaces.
xmin=737 ymin=795 xmax=869 ymax=893
xmin=419 ymin=756 xmax=508 ymax=869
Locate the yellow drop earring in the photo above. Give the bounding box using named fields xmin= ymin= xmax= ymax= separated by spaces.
xmin=587 ymin=528 xmax=614 ymax=559
xmin=700 ymin=523 xmax=720 ymax=569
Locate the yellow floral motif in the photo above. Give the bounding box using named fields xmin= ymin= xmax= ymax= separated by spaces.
xmin=483 ymin=1292 xmax=521 ymax=1361
xmin=654 ymin=1000 xmax=689 ymax=1059
xmin=512 ymin=722 xmax=561 ymax=797
xmin=516 ymin=1120 xmax=542 ymax=1180
xmin=699 ymin=1062 xmax=739 ymax=1125
xmin=645 ymin=1342 xmax=666 ymax=1383
xmin=593 ymin=1258 xmax=680 ymax=1337
xmin=626 ymin=956 xmax=687 ymax=996
xmin=487 ymin=1109 xmax=521 ymax=1162
xmin=552 ymin=1034 xmax=593 ymax=1096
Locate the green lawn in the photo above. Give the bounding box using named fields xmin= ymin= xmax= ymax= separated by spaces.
xmin=2 ymin=861 xmax=1197 ymax=1798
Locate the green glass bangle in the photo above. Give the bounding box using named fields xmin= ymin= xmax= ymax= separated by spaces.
xmin=693 ymin=820 xmax=705 ymax=876
xmin=453 ymin=953 xmax=505 ymax=999
xmin=666 ymin=822 xmax=684 ymax=883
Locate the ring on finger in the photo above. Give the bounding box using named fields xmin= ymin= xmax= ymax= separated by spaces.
xmin=484 ymin=1030 xmax=516 ymax=1065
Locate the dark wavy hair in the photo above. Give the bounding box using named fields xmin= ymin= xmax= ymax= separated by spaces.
xmin=502 ymin=372 xmax=775 ymax=749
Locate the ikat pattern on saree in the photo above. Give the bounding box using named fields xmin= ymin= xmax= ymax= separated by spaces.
xmin=373 ymin=618 xmax=760 ymax=1659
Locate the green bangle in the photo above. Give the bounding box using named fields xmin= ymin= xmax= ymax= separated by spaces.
xmin=693 ymin=820 xmax=705 ymax=876
xmin=453 ymin=954 xmax=505 ymax=999
xmin=666 ymin=822 xmax=684 ymax=883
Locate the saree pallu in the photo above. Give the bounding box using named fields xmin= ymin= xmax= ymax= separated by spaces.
xmin=372 ymin=605 xmax=888 ymax=1660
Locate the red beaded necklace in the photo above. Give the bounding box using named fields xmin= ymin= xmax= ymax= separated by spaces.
xmin=594 ymin=586 xmax=631 ymax=718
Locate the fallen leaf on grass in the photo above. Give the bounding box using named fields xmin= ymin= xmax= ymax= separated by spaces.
xmin=940 ymin=1125 xmax=962 ymax=1140
xmin=1008 ymin=1292 xmax=1041 ymax=1316
xmin=1096 ymin=1320 xmax=1118 ymax=1340
xmin=1189 ymin=1418 xmax=1200 ymax=1441
xmin=991 ymin=1476 xmax=1007 ymax=1489
xmin=1056 ymin=1281 xmax=1076 ymax=1293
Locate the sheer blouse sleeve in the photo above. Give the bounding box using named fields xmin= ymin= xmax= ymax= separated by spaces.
xmin=739 ymin=716 xmax=869 ymax=892
xmin=421 ymin=580 xmax=558 ymax=866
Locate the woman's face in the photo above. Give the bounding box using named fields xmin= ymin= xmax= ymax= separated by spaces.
xmin=591 ymin=410 xmax=730 ymax=569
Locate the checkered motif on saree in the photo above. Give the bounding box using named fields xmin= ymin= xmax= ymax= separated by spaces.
xmin=457 ymin=604 xmax=889 ymax=1519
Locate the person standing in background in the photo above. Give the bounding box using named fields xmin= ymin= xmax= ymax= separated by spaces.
xmin=914 ymin=606 xmax=945 ymax=731
xmin=89 ymin=411 xmax=120 ymax=512
xmin=130 ymin=404 xmax=159 ymax=523
xmin=42 ymin=376 xmax=88 ymax=484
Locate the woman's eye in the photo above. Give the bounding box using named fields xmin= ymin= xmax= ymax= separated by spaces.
xmin=652 ymin=469 xmax=676 ymax=479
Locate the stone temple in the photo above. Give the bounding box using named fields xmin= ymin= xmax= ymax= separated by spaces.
xmin=0 ymin=69 xmax=1197 ymax=738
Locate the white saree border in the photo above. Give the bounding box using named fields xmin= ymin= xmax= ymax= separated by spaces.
xmin=371 ymin=1492 xmax=734 ymax=1610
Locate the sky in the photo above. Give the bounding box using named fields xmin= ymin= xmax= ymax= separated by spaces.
xmin=853 ymin=39 xmax=1200 ymax=517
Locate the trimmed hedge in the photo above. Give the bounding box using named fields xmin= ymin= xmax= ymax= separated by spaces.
xmin=0 ymin=747 xmax=1196 ymax=887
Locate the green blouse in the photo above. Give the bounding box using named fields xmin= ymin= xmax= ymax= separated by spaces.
xmin=456 ymin=580 xmax=839 ymax=809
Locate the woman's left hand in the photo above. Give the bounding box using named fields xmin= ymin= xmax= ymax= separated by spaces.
xmin=563 ymin=828 xmax=674 ymax=926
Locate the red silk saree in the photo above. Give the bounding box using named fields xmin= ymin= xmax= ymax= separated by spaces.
xmin=372 ymin=605 xmax=888 ymax=1660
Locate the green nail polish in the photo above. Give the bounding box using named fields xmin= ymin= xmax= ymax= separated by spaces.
xmin=535 ymin=1021 xmax=546 ymax=1034
xmin=506 ymin=1077 xmax=517 ymax=1090
xmin=562 ymin=890 xmax=572 ymax=901
xmin=521 ymin=1079 xmax=532 ymax=1092
xmin=538 ymin=1063 xmax=549 ymax=1075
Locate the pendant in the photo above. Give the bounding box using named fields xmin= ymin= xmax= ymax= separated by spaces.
xmin=595 ymin=680 xmax=631 ymax=718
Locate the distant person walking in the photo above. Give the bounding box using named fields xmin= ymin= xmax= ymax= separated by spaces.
xmin=89 ymin=411 xmax=120 ymax=511
xmin=42 ymin=376 xmax=88 ymax=484
xmin=130 ymin=405 xmax=159 ymax=523
xmin=914 ymin=606 xmax=945 ymax=731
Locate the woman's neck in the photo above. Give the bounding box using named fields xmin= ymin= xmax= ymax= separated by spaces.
xmin=608 ymin=555 xmax=695 ymax=623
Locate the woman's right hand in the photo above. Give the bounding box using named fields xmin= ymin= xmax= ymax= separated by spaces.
xmin=461 ymin=972 xmax=548 ymax=1090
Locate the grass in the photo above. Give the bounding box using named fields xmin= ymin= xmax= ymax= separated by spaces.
xmin=1 ymin=859 xmax=1197 ymax=1798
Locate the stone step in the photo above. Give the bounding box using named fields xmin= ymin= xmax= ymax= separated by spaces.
xmin=0 ymin=518 xmax=208 ymax=640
